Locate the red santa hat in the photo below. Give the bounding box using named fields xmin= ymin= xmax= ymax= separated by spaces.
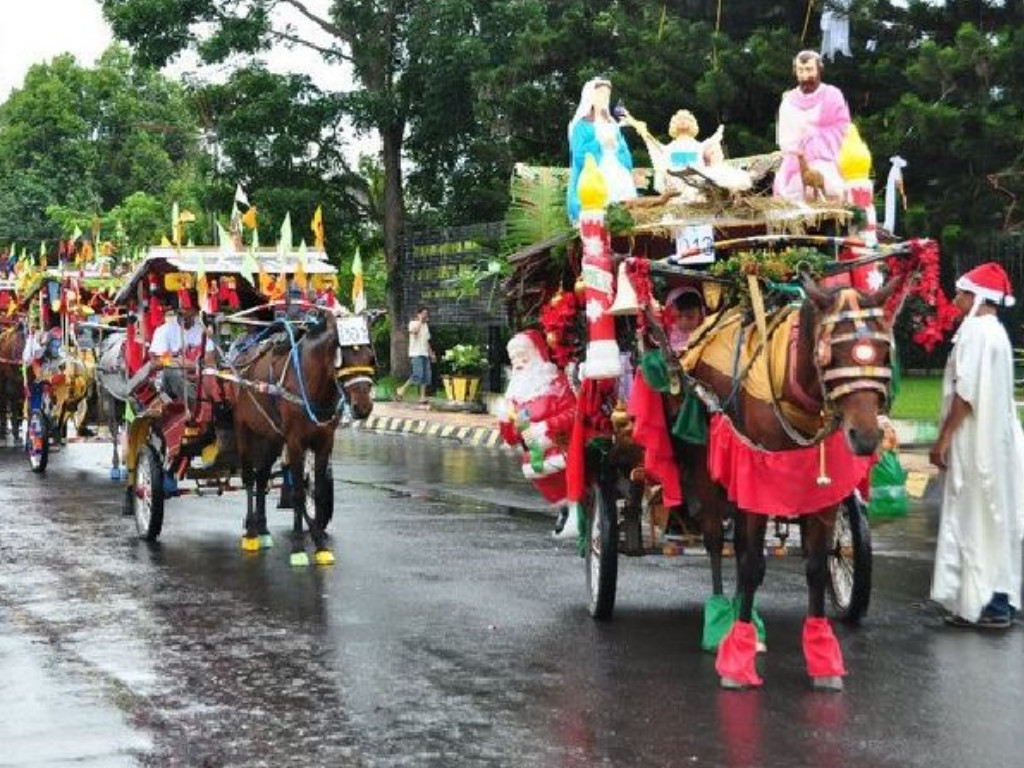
xmin=508 ymin=329 xmax=550 ymax=362
xmin=956 ymin=262 xmax=1015 ymax=307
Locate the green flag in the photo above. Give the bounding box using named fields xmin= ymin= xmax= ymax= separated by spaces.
xmin=278 ymin=212 xmax=293 ymax=254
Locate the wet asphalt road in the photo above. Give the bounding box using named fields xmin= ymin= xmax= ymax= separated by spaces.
xmin=1 ymin=430 xmax=1022 ymax=768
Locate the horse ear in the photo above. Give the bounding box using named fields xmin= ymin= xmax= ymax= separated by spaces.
xmin=862 ymin=277 xmax=902 ymax=308
xmin=801 ymin=273 xmax=833 ymax=311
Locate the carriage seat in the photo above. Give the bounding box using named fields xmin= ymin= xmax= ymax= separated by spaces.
xmin=681 ymin=305 xmax=822 ymax=435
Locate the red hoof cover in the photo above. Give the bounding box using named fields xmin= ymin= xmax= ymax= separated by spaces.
xmin=716 ymin=620 xmax=763 ymax=687
xmin=803 ymin=617 xmax=847 ymax=678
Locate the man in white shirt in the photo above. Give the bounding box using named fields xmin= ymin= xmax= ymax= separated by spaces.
xmin=396 ymin=306 xmax=434 ymax=404
xmin=149 ymin=305 xmax=185 ymax=398
xmin=181 ymin=307 xmax=215 ymax=365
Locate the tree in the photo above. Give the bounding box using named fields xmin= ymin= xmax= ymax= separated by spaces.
xmin=0 ymin=46 xmax=202 ymax=245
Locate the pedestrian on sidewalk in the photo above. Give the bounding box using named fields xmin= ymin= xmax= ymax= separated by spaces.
xmin=396 ymin=306 xmax=434 ymax=405
xmin=929 ymin=262 xmax=1024 ymax=630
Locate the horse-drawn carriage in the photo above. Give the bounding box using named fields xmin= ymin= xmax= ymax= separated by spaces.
xmin=502 ymin=154 xmax=944 ymax=689
xmin=100 ymin=246 xmax=376 ymax=565
xmin=12 ymin=269 xmax=120 ymax=471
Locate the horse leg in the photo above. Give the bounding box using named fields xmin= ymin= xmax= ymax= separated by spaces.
xmin=803 ymin=509 xmax=846 ymax=691
xmin=716 ymin=513 xmax=767 ymax=689
xmin=288 ymin=448 xmax=311 ymax=567
xmin=240 ymin=463 xmax=261 ymax=551
xmin=308 ymin=445 xmax=335 ymax=564
xmin=255 ymin=465 xmax=273 ymax=550
xmin=0 ymin=384 xmax=8 ymax=440
xmin=108 ymin=400 xmax=122 ymax=481
xmin=683 ymin=449 xmax=734 ymax=652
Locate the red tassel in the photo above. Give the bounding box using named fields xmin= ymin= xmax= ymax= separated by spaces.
xmin=125 ymin=321 xmax=142 ymax=374
xmin=715 ymin=620 xmax=763 ymax=687
xmin=802 ymin=617 xmax=846 ymax=678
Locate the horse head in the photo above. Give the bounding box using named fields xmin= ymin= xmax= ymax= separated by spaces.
xmin=802 ymin=275 xmax=901 ymax=456
xmin=329 ymin=310 xmax=376 ymax=421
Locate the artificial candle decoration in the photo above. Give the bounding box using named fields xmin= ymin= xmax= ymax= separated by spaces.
xmin=577 ymin=154 xmax=622 ymax=380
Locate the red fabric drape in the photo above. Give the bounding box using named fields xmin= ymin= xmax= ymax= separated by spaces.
xmin=627 ymin=371 xmax=682 ymax=508
xmin=707 ymin=413 xmax=872 ymax=516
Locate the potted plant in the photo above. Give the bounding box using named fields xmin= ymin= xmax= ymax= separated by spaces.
xmin=440 ymin=343 xmax=487 ymax=402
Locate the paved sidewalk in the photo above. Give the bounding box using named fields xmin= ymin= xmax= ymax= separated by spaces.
xmin=359 ymin=400 xmax=506 ymax=448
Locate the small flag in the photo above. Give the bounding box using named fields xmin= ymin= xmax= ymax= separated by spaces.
xmin=124 ymin=400 xmax=135 ymax=423
xmin=311 ymin=205 xmax=325 ymax=250
xmin=278 ymin=212 xmax=293 ymax=254
xmin=234 ymin=183 xmax=249 ymax=209
xmin=71 ymin=225 xmax=83 ymax=242
xmin=241 ymin=250 xmax=259 ymax=286
xmin=171 ymin=202 xmax=181 ymax=246
xmin=196 ymin=251 xmax=209 ymax=309
xmin=217 ymin=221 xmax=233 ymax=254
xmin=351 ymin=247 xmax=366 ymax=313
xmin=160 ymin=235 xmax=172 ymax=247
xmin=241 ymin=206 xmax=258 ymax=230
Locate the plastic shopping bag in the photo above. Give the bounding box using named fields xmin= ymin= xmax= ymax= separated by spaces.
xmin=868 ymin=450 xmax=908 ymax=519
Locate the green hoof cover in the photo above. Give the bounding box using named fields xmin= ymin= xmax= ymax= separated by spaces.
xmin=290 ymin=551 xmax=310 ymax=567
xmin=702 ymin=595 xmax=736 ymax=652
xmin=258 ymin=534 xmax=274 ymax=549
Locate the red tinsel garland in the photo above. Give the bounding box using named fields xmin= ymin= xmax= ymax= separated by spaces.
xmin=538 ymin=288 xmax=579 ymax=368
xmin=885 ymin=238 xmax=958 ymax=353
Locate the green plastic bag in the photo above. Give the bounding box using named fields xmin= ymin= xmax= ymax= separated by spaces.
xmin=868 ymin=450 xmax=908 ymax=519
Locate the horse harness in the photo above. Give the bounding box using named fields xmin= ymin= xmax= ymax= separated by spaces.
xmin=766 ymin=287 xmax=894 ymax=447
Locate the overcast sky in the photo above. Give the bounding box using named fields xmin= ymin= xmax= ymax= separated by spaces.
xmin=0 ymin=0 xmax=378 ymax=159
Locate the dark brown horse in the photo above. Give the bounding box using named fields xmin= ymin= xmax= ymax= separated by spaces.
xmin=0 ymin=322 xmax=25 ymax=441
xmin=681 ymin=276 xmax=900 ymax=691
xmin=230 ymin=309 xmax=375 ymax=565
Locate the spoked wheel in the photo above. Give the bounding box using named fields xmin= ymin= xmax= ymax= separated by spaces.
xmin=827 ymin=492 xmax=872 ymax=624
xmin=585 ymin=482 xmax=619 ymax=621
xmin=26 ymin=408 xmax=49 ymax=473
xmin=133 ymin=443 xmax=165 ymax=542
xmin=302 ymin=450 xmax=335 ymax=530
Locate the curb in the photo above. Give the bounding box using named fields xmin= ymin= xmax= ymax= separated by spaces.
xmin=358 ymin=414 xmax=509 ymax=450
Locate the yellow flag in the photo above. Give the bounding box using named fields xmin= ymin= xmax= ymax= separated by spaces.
xmin=160 ymin=235 xmax=172 ymax=247
xmin=311 ymin=205 xmax=325 ymax=250
xmin=351 ymin=247 xmax=365 ymax=313
xmin=258 ymin=264 xmax=273 ymax=297
xmin=272 ymin=271 xmax=288 ymax=301
xmin=241 ymin=206 xmax=258 ymax=230
xmin=293 ymin=258 xmax=307 ymax=293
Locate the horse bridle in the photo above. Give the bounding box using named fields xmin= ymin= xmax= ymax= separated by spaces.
xmin=814 ymin=288 xmax=894 ymax=408
xmin=767 ymin=287 xmax=894 ymax=448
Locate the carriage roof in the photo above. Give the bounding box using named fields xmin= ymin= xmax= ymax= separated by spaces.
xmin=15 ymin=269 xmax=121 ymax=308
xmin=114 ymin=246 xmax=337 ymax=305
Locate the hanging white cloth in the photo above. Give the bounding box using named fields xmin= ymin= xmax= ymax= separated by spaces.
xmin=883 ymin=156 xmax=907 ymax=234
xmin=821 ymin=1 xmax=852 ymax=60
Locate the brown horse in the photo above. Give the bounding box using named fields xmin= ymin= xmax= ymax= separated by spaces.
xmin=0 ymin=322 xmax=25 ymax=441
xmin=680 ymin=276 xmax=900 ymax=691
xmin=230 ymin=309 xmax=375 ymax=565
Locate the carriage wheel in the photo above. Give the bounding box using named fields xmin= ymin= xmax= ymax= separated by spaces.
xmin=133 ymin=443 xmax=165 ymax=542
xmin=302 ymin=451 xmax=335 ymax=530
xmin=26 ymin=408 xmax=49 ymax=473
xmin=585 ymin=482 xmax=619 ymax=621
xmin=827 ymin=492 xmax=872 ymax=624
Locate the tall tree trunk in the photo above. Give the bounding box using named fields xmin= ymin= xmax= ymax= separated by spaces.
xmin=382 ymin=120 xmax=408 ymax=378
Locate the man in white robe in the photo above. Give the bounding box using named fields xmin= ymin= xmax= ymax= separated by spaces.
xmin=930 ymin=262 xmax=1024 ymax=628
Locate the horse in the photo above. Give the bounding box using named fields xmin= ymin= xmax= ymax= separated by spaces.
xmin=0 ymin=322 xmax=25 ymax=442
xmin=678 ymin=274 xmax=901 ymax=691
xmin=229 ymin=309 xmax=375 ymax=565
xmin=93 ymin=332 xmax=132 ymax=479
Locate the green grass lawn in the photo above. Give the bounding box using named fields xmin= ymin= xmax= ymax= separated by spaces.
xmin=890 ymin=375 xmax=942 ymax=422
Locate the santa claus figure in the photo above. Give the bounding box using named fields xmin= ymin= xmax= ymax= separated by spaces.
xmin=497 ymin=330 xmax=578 ymax=536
